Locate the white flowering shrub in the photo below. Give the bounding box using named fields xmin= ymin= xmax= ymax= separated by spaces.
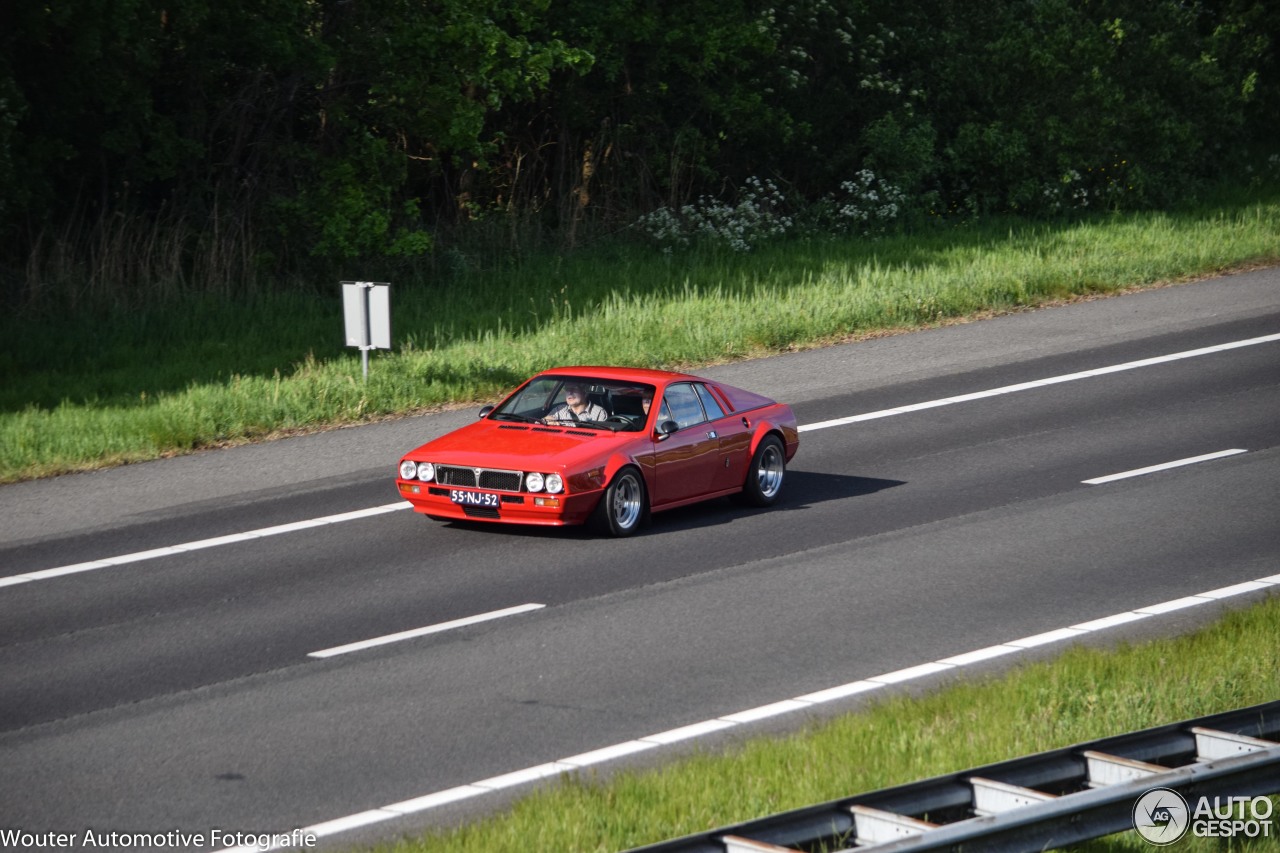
xmin=1244 ymin=153 xmax=1280 ymax=188
xmin=1042 ymin=161 xmax=1139 ymax=213
xmin=633 ymin=177 xmax=794 ymax=253
xmin=634 ymin=169 xmax=916 ymax=253
xmin=828 ymin=169 xmax=908 ymax=235
xmin=1041 ymin=169 xmax=1091 ymax=213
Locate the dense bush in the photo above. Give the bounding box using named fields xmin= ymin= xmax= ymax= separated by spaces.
xmin=1 ymin=0 xmax=1276 ymax=308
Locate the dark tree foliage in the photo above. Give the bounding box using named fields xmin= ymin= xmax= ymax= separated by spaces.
xmin=0 ymin=0 xmax=1274 ymax=306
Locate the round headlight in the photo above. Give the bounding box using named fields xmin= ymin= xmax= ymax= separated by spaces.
xmin=399 ymin=460 xmax=418 ymax=480
xmin=525 ymin=472 xmax=544 ymax=493
xmin=416 ymin=462 xmax=435 ymax=482
xmin=545 ymin=473 xmax=564 ymax=494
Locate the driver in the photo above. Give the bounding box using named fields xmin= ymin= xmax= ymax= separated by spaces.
xmin=543 ymin=382 xmax=608 ymax=424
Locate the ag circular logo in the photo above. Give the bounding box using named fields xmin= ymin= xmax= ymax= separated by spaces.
xmin=1133 ymin=787 xmax=1190 ymax=845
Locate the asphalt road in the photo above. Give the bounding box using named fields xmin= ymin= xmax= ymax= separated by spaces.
xmin=1 ymin=268 xmax=1277 ymax=852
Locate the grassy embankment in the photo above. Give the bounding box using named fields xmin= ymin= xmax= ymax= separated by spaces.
xmin=2 ymin=194 xmax=1278 ymax=484
xmin=378 ymin=595 xmax=1280 ymax=853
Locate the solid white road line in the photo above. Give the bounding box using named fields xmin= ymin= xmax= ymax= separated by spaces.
xmin=7 ymin=331 xmax=1278 ymax=588
xmin=1082 ymin=449 xmax=1248 ymax=485
xmin=798 ymin=332 xmax=1280 ymax=433
xmin=0 ymin=502 xmax=412 ymax=588
xmin=218 ymin=570 xmax=1280 ymax=852
xmin=308 ymin=603 xmax=546 ymax=658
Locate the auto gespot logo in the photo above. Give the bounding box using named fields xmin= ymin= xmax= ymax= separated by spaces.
xmin=1133 ymin=787 xmax=1276 ymax=845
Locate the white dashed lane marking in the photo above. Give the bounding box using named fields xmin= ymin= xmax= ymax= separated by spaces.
xmin=307 ymin=604 xmax=546 ymax=658
xmin=1082 ymin=449 xmax=1248 ymax=485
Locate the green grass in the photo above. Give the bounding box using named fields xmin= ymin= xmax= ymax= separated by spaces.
xmin=366 ymin=595 xmax=1280 ymax=853
xmin=3 ymin=192 xmax=1279 ymax=482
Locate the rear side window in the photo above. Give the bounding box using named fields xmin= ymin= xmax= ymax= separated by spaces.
xmin=662 ymin=383 xmax=706 ymax=430
xmin=694 ymin=384 xmax=726 ymax=420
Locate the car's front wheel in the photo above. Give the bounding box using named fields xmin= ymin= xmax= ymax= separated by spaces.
xmin=740 ymin=435 xmax=785 ymax=507
xmin=594 ymin=467 xmax=647 ymax=536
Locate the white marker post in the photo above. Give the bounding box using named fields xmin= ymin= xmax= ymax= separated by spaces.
xmin=342 ymin=281 xmax=391 ymax=380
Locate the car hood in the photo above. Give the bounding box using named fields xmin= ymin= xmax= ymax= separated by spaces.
xmin=407 ymin=419 xmax=631 ymax=471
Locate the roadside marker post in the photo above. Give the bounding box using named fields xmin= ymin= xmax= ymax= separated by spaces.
xmin=341 ymin=281 xmax=391 ymax=380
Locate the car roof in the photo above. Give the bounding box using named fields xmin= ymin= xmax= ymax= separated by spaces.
xmin=537 ymin=366 xmax=700 ymax=384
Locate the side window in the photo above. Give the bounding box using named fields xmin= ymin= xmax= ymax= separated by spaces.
xmin=662 ymin=383 xmax=706 ymax=430
xmin=694 ymin=383 xmax=726 ymax=420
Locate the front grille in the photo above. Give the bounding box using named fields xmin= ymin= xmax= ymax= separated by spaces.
xmin=462 ymin=505 xmax=501 ymax=519
xmin=435 ymin=465 xmax=523 ymax=492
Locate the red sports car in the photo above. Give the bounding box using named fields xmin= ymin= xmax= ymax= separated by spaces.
xmin=396 ymin=366 xmax=799 ymax=536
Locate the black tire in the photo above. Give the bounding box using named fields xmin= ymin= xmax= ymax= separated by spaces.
xmin=593 ymin=467 xmax=647 ymax=536
xmin=740 ymin=435 xmax=785 ymax=507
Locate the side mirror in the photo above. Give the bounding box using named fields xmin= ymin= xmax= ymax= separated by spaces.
xmin=478 ymin=405 xmax=494 ymax=419
xmin=658 ymin=420 xmax=679 ymax=436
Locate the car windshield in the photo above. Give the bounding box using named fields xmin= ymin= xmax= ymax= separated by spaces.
xmin=489 ymin=376 xmax=656 ymax=432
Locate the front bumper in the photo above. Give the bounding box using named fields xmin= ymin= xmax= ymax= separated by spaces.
xmin=396 ymin=481 xmax=600 ymax=527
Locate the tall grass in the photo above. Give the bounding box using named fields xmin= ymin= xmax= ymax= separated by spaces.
xmin=3 ymin=194 xmax=1279 ymax=482
xmin=371 ymin=595 xmax=1280 ymax=852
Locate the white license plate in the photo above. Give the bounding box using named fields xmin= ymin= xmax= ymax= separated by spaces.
xmin=449 ymin=490 xmax=500 ymax=507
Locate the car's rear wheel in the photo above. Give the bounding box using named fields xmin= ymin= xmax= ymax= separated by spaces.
xmin=594 ymin=467 xmax=646 ymax=536
xmin=740 ymin=435 xmax=785 ymax=507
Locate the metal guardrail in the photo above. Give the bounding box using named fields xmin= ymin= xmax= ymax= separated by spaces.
xmin=626 ymin=701 xmax=1280 ymax=853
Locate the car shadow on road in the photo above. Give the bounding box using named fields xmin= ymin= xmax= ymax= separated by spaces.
xmin=433 ymin=469 xmax=904 ymax=539
xmin=640 ymin=469 xmax=906 ymax=535
xmin=783 ymin=469 xmax=905 ymax=502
